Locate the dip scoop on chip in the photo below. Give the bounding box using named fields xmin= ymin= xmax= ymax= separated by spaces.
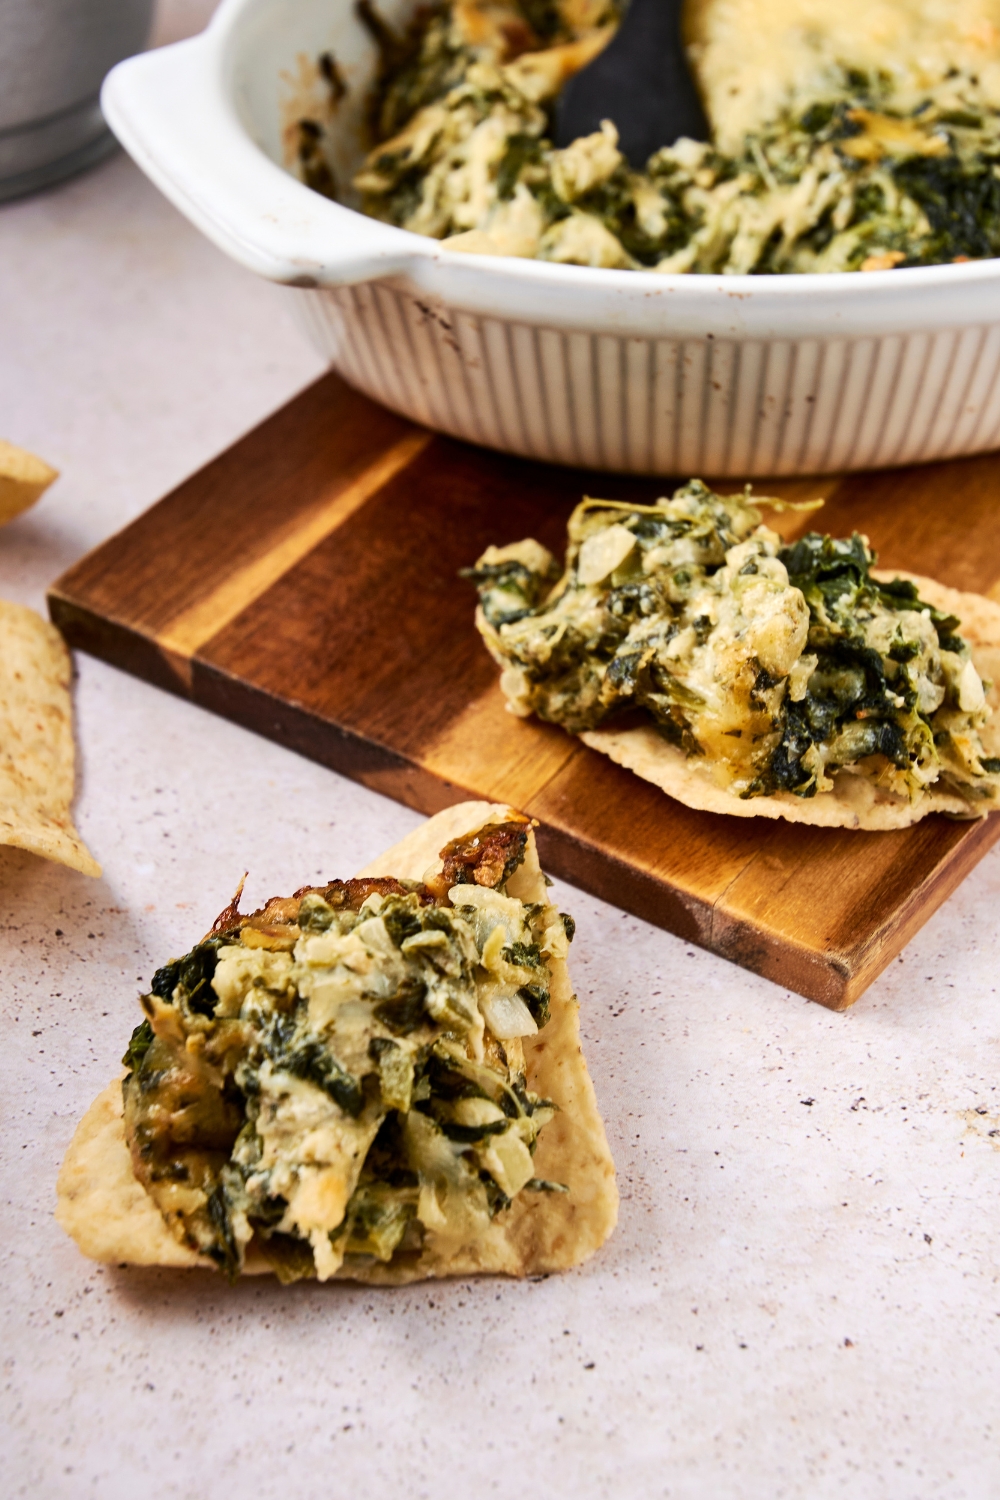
xmin=468 ymin=482 xmax=1000 ymax=831
xmin=57 ymin=802 xmax=617 ymax=1282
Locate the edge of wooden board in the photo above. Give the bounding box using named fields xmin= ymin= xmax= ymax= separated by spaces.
xmin=711 ymin=810 xmax=1000 ymax=1009
xmin=46 ymin=379 xmax=1000 ymax=1013
xmin=48 ymin=590 xmax=995 ymax=1012
xmin=49 ymin=594 xmax=193 ymax=698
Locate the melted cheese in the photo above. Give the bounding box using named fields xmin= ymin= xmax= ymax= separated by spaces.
xmin=685 ymin=0 xmax=1000 ymax=151
xmin=472 ymin=482 xmax=1000 ymax=806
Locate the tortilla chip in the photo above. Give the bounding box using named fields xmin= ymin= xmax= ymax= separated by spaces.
xmin=0 ymin=602 xmax=100 ymax=875
xmin=579 ymin=573 xmax=1000 ymax=832
xmin=56 ymin=802 xmax=617 ymax=1281
xmin=56 ymin=1079 xmax=206 ymax=1268
xmin=0 ymin=440 xmax=58 ymax=527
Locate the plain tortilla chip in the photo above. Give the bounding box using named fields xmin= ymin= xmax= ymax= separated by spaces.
xmin=0 ymin=602 xmax=100 ymax=875
xmin=0 ymin=439 xmax=58 ymax=527
xmin=580 ymin=573 xmax=1000 ymax=832
xmin=56 ymin=802 xmax=617 ymax=1281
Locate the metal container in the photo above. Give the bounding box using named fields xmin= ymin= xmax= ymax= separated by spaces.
xmin=0 ymin=0 xmax=154 ymax=200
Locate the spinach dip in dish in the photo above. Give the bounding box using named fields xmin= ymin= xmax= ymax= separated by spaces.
xmin=300 ymin=0 xmax=1000 ymax=272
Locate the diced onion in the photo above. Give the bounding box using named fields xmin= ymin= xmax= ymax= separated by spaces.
xmin=478 ymin=1131 xmax=535 ymax=1197
xmin=454 ymin=1097 xmax=506 ymax=1127
xmin=957 ymin=658 xmax=986 ymax=713
xmin=355 ymin=915 xmax=396 ymax=958
xmin=479 ymin=990 xmax=538 ymax=1039
xmin=400 ymin=929 xmax=450 ymax=954
xmin=577 ymin=524 xmax=635 ymax=586
xmin=449 ymin=886 xmax=524 ymax=951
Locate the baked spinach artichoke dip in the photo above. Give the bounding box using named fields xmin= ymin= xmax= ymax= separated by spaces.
xmin=300 ymin=0 xmax=1000 ymax=272
xmin=468 ymin=484 xmax=1000 ymax=829
xmin=57 ymin=804 xmax=617 ymax=1282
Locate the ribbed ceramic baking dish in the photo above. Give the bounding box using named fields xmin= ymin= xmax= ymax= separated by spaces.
xmin=103 ymin=0 xmax=1000 ymax=476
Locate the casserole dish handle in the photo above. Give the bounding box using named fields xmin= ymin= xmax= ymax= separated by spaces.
xmin=101 ymin=39 xmax=421 ymax=287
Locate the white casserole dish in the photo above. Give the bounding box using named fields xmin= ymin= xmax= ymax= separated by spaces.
xmin=103 ymin=0 xmax=1000 ymax=476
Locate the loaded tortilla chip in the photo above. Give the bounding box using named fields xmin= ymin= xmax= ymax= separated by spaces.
xmin=468 ymin=482 xmax=1000 ymax=830
xmin=57 ymin=802 xmax=616 ymax=1282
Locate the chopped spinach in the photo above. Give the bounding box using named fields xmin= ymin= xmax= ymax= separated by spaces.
xmin=373 ymin=978 xmax=429 ymax=1034
xmin=150 ymin=936 xmax=226 ymax=1017
xmin=422 ymin=1049 xmax=490 ymax=1103
xmin=206 ymin=1182 xmax=241 ymax=1280
xmin=257 ymin=1232 xmax=317 ymax=1284
xmin=269 ymin=1030 xmax=364 ymax=1118
xmin=381 ymin=896 xmax=424 ymax=948
xmin=462 ymin=557 xmax=557 ymax=628
xmin=439 ymin=1118 xmax=509 ymax=1143
xmin=893 ymin=153 xmax=1000 ymax=264
xmin=122 ymin=1018 xmax=154 ymax=1073
xmin=497 ymin=133 xmax=541 ymax=200
xmin=345 ymin=1185 xmax=416 ymax=1262
xmin=519 ymin=983 xmax=551 ymax=1028
xmin=480 ymin=1171 xmax=512 ymax=1217
xmin=502 ymin=940 xmax=542 ymax=968
xmin=298 ymin=892 xmax=336 ymax=932
xmin=779 ymin=530 xmax=872 ymax=599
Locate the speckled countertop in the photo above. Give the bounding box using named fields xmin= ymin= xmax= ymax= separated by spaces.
xmin=2 ymin=5 xmax=1000 ymax=1497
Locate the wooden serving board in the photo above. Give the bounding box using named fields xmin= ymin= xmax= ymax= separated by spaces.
xmin=49 ymin=373 xmax=1000 ymax=1009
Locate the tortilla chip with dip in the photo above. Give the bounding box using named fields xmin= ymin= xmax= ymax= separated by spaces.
xmin=469 ymin=482 xmax=1000 ymax=831
xmin=56 ymin=802 xmax=617 ymax=1281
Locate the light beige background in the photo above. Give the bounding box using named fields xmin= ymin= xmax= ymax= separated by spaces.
xmin=2 ymin=3 xmax=1000 ymax=1496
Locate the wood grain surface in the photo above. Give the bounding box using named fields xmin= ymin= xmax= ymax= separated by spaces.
xmin=49 ymin=373 xmax=1000 ymax=1009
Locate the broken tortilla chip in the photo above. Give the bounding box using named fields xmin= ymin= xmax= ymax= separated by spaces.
xmin=0 ymin=440 xmax=58 ymax=527
xmin=56 ymin=801 xmax=616 ymax=1281
xmin=0 ymin=601 xmax=100 ymax=876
